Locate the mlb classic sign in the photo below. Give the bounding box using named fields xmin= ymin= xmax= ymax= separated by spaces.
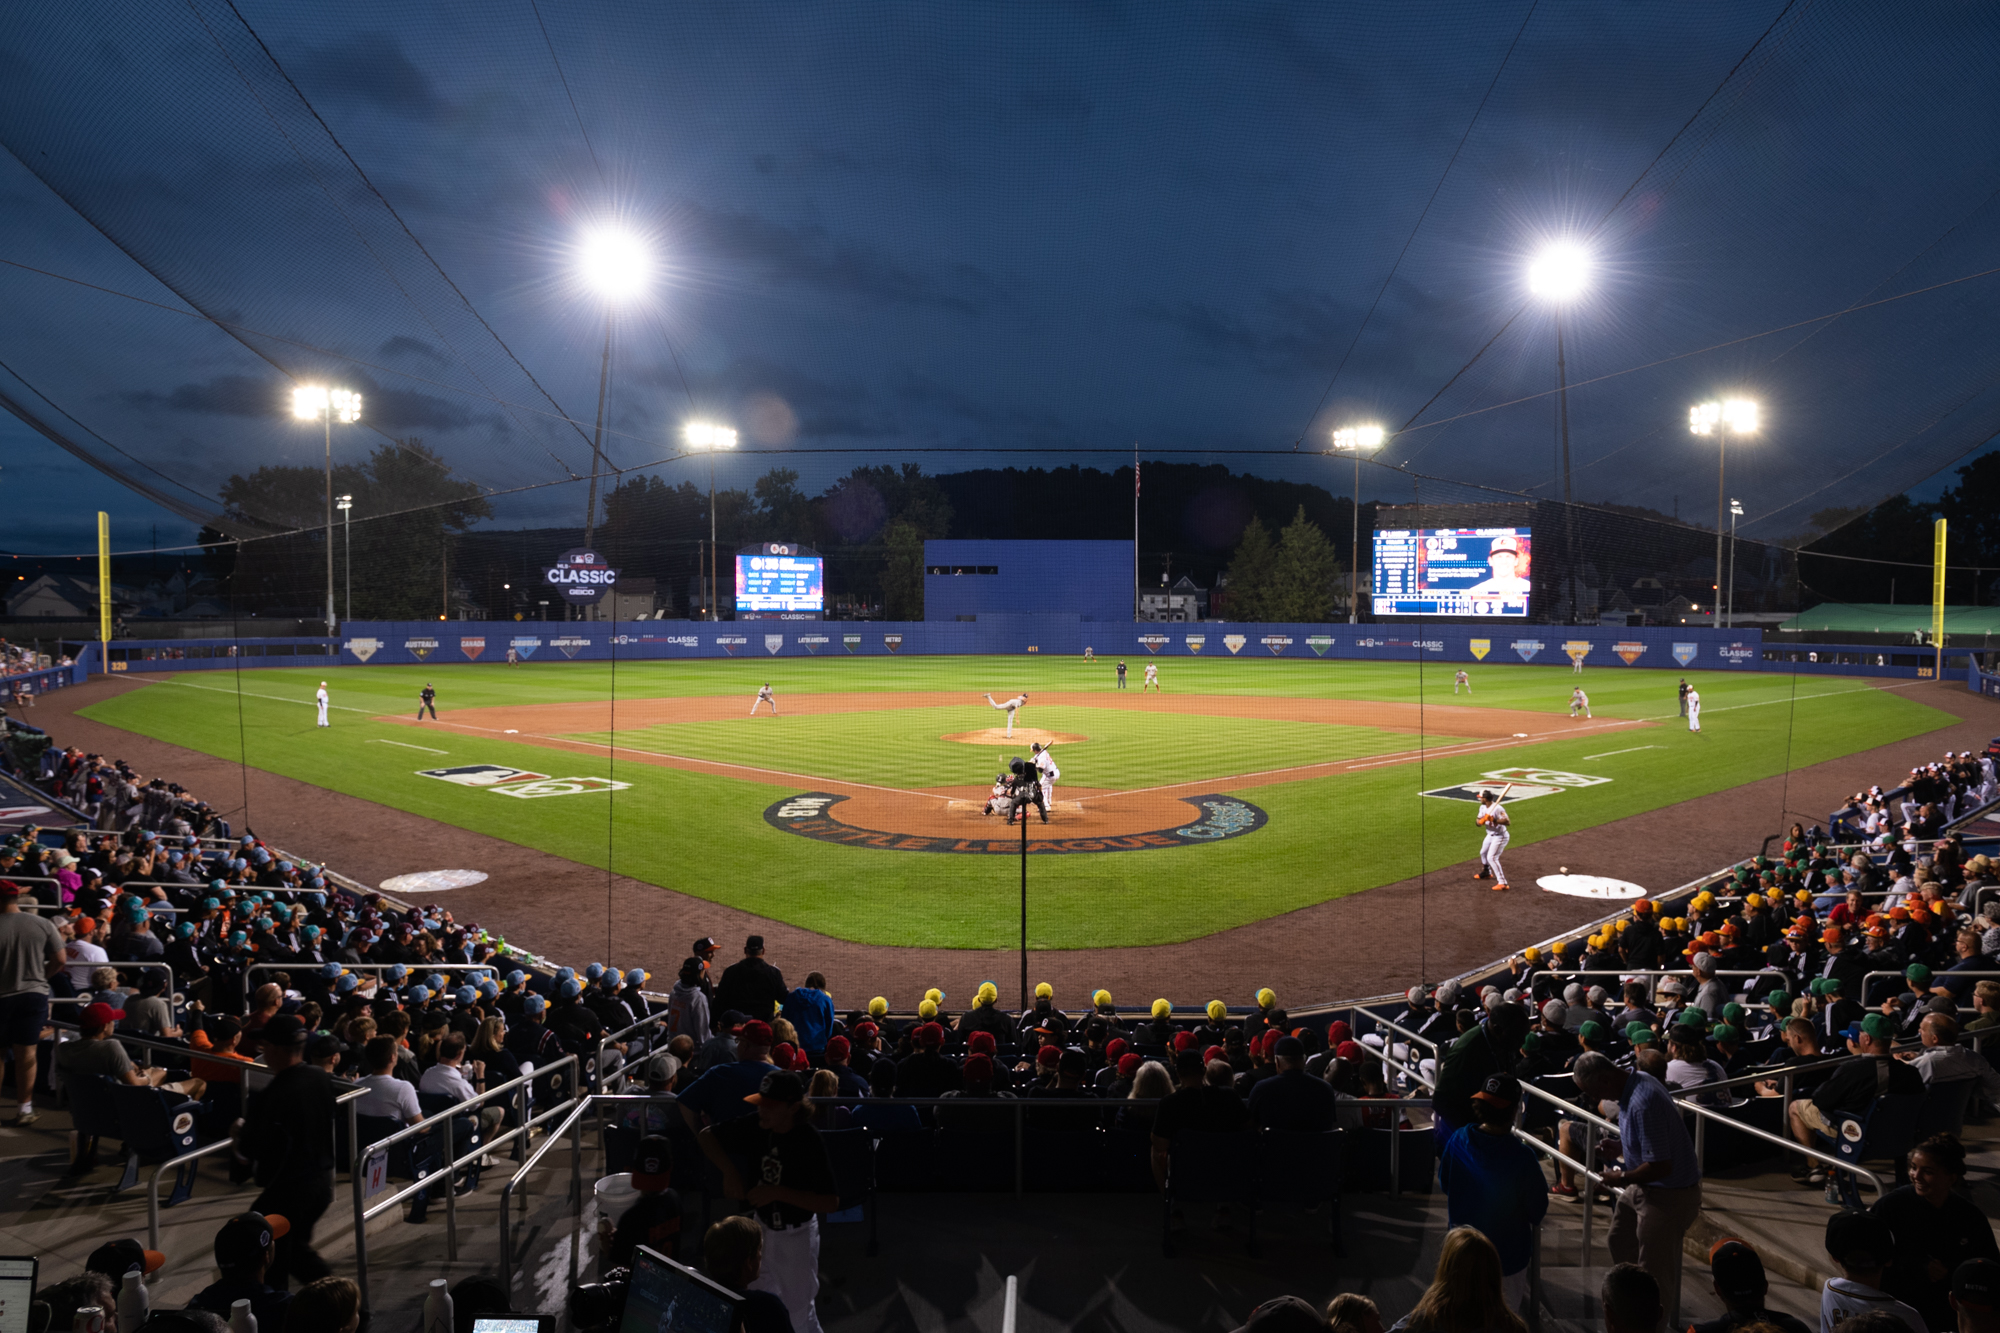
xmin=543 ymin=548 xmax=620 ymax=606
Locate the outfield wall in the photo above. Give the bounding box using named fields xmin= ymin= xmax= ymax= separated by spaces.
xmin=84 ymin=620 xmax=1974 ymax=681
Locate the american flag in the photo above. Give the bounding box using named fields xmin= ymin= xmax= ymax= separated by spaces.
xmin=1135 ymin=461 xmax=1140 ymax=496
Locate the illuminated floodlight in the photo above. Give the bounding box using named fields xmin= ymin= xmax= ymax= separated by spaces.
xmin=337 ymin=494 xmax=353 ymax=511
xmin=579 ymin=227 xmax=651 ymax=301
xmin=292 ymin=385 xmax=329 ymax=419
xmin=330 ymin=388 xmax=361 ymax=423
xmin=682 ymin=421 xmax=738 ymax=451
xmin=1528 ymin=242 xmax=1591 ymax=302
xmin=1690 ymin=398 xmax=1758 ymax=436
xmin=1331 ymin=424 xmax=1386 ymax=452
xmin=1730 ymin=499 xmax=1744 ymax=517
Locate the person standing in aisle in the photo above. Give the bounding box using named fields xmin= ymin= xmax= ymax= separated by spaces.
xmin=236 ymin=1015 xmax=336 ymax=1285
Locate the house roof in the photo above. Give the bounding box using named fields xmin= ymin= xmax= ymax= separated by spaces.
xmin=1776 ymin=602 xmax=2000 ymax=635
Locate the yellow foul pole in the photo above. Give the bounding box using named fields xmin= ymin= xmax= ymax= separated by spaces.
xmin=97 ymin=511 xmax=111 ymax=653
xmin=1933 ymin=517 xmax=1947 ymax=680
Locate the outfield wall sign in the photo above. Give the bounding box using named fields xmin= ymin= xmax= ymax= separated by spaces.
xmin=345 ymin=637 xmax=382 ymax=662
xmin=460 ymin=637 xmax=485 ymax=660
xmin=716 ymin=635 xmax=747 ymax=655
xmin=417 ymin=765 xmax=630 ymax=798
xmin=1260 ymin=635 xmax=1292 ymax=655
xmin=1470 ymin=639 xmax=1491 ymax=660
xmin=1720 ymin=642 xmax=1755 ymax=663
xmin=765 ymin=634 xmax=785 ymax=655
xmin=544 ymin=548 xmax=620 ymax=606
xmin=1672 ymin=643 xmax=1698 ymax=666
xmin=1511 ymin=640 xmax=1542 ymax=661
xmin=1224 ymin=635 xmax=1247 ymax=654
xmin=1307 ymin=635 xmax=1333 ymax=656
xmin=1613 ymin=641 xmax=1646 ymax=665
xmin=1138 ymin=634 xmax=1170 ymax=653
xmin=510 ymin=637 xmax=540 ymax=659
xmin=884 ymin=634 xmax=903 ymax=653
xmin=1563 ymin=641 xmax=1591 ymax=666
xmin=1185 ymin=635 xmax=1206 ymax=654
xmin=763 ymin=791 xmax=1268 ymax=854
xmin=551 ymin=635 xmax=590 ymax=659
xmin=405 ymin=637 xmax=438 ymax=661
xmin=798 ymin=635 xmax=830 ymax=654
xmin=843 ymin=634 xmax=862 ymax=653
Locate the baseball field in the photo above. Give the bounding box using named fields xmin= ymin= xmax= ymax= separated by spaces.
xmin=76 ymin=656 xmax=1949 ymax=950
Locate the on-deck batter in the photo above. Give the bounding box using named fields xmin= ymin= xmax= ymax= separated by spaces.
xmin=1473 ymin=789 xmax=1510 ymax=890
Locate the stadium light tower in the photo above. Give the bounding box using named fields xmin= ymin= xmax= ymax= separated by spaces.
xmin=292 ymin=385 xmax=361 ymax=636
xmin=684 ymin=422 xmax=738 ymax=621
xmin=1530 ymin=242 xmax=1590 ymax=621
xmin=1332 ymin=424 xmax=1386 ymax=623
xmin=1690 ymin=398 xmax=1758 ymax=630
xmin=577 ymin=227 xmax=652 ymax=549
xmin=1727 ymin=498 xmax=1744 ymax=630
xmin=336 ymin=494 xmax=353 ymax=623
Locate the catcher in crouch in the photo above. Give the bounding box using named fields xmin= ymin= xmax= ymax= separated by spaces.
xmin=982 ymin=756 xmax=1048 ymax=824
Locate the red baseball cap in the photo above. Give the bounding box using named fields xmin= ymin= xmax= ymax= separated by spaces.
xmin=80 ymin=1002 xmax=119 ymax=1033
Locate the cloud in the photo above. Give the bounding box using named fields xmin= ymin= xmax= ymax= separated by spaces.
xmin=377 ymin=335 xmax=449 ymax=367
xmin=292 ymin=38 xmax=447 ymax=118
xmin=1135 ymin=287 xmax=1357 ymax=377
xmin=680 ymin=203 xmax=1003 ymax=317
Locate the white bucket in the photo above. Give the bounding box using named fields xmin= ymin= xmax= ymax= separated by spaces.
xmin=593 ymin=1172 xmax=639 ymax=1246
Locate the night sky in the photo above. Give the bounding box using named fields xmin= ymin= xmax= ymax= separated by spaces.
xmin=3 ymin=1 xmax=1997 ymax=556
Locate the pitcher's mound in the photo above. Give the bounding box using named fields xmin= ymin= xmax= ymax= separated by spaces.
xmin=940 ymin=728 xmax=1088 ymax=747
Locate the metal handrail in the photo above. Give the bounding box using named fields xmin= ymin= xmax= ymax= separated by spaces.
xmin=1676 ymin=1094 xmax=1886 ymax=1199
xmin=243 ymin=961 xmax=497 ymax=1012
xmin=497 ymin=1095 xmax=599 ymax=1292
xmin=1366 ymin=1013 xmax=1440 ymax=1055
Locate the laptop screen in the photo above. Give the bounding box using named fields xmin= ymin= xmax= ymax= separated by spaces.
xmin=619 ymin=1247 xmax=740 ymax=1333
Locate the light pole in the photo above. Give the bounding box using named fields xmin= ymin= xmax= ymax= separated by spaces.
xmin=1529 ymin=243 xmax=1590 ymax=619
xmin=1689 ymin=399 xmax=1758 ymax=628
xmin=1331 ymin=424 xmax=1386 ymax=623
xmin=336 ymin=494 xmax=353 ymax=623
xmin=292 ymin=386 xmax=361 ymax=635
xmin=1727 ymin=498 xmax=1743 ymax=630
xmin=683 ymin=422 xmax=738 ymax=621
xmin=577 ymin=228 xmax=652 ymax=547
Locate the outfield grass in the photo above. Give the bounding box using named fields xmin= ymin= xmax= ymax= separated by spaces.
xmin=78 ymin=656 xmax=1953 ymax=949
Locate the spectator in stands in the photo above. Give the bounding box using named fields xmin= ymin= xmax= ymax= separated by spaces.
xmin=1872 ymin=1134 xmax=2000 ymax=1331
xmin=1436 ymin=1074 xmax=1547 ymax=1310
xmin=1389 ymin=1226 xmax=1527 ymax=1333
xmin=1951 ymin=1261 xmax=2000 ymax=1333
xmin=1788 ymin=1015 xmax=1922 ymax=1186
xmin=1824 ymin=1210 xmax=1927 ymax=1333
xmin=1229 ymin=1297 xmax=1327 ymax=1332
xmin=1665 ymin=1025 xmax=1731 ymax=1105
xmin=419 ymin=1032 xmax=506 ymax=1138
xmin=702 ymin=1216 xmax=795 ymax=1333
xmin=605 ymin=1135 xmax=682 ymax=1267
xmin=1433 ymin=1002 xmax=1529 ymax=1147
xmin=1573 ymin=1050 xmax=1702 ymax=1312
xmin=1689 ymin=1239 xmax=1811 ymax=1333
xmin=1899 ymin=1015 xmax=2000 ymax=1100
xmin=1150 ymin=1049 xmax=1248 ymax=1222
xmin=56 ymin=1001 xmax=206 ymax=1100
xmin=1755 ymin=1019 xmax=1833 ymax=1097
xmin=1120 ymin=1059 xmax=1171 ymax=1135
xmin=1027 ymin=1047 xmax=1097 ymax=1130
xmin=666 ymin=958 xmax=711 ymax=1045
xmin=63 ymin=913 xmax=109 ymax=989
xmin=935 ymin=1053 xmax=1015 ymax=1131
xmin=894 ymin=1023 xmax=960 ymax=1099
xmin=714 ymin=936 xmax=786 ymax=1023
xmin=849 ymin=1058 xmax=921 ymax=1133
xmin=1326 ymin=1293 xmax=1384 ymax=1333
xmin=284 ymin=1276 xmax=362 ymax=1333
xmin=780 ymin=972 xmax=833 ymax=1057
xmin=1247 ymin=1035 xmax=1336 ymax=1132
xmin=188 ymin=1212 xmax=295 ymax=1330
xmin=34 ymin=1274 xmax=116 ymax=1333
xmin=1968 ymin=981 xmax=2000 ymax=1033
xmin=957 ymin=981 xmax=1015 ymax=1043
xmin=85 ymin=1239 xmax=165 ymax=1286
xmin=236 ymin=1015 xmax=336 ymax=1286
xmin=678 ymin=1019 xmax=777 ymax=1129
xmin=696 ymin=1070 xmax=836 ymax=1333
xmin=356 ymin=1035 xmax=421 ymax=1125
xmin=1602 ymin=1263 xmax=1662 ymax=1333
xmin=0 ymin=877 xmax=63 ymax=1125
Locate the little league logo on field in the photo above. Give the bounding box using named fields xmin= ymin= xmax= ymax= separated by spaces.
xmin=1260 ymin=636 xmax=1292 ymax=655
xmin=405 ymin=637 xmax=438 ymax=661
xmin=344 ymin=638 xmax=382 ymax=662
xmin=510 ymin=637 xmax=541 ymax=659
xmin=1307 ymin=635 xmax=1332 ymax=656
xmin=1613 ymin=641 xmax=1646 ymax=665
xmin=1224 ymin=635 xmax=1247 ymax=654
xmin=1138 ymin=634 xmax=1170 ymax=653
xmin=1470 ymin=639 xmax=1491 ymax=660
xmin=1673 ymin=642 xmax=1698 ymax=666
xmin=416 ymin=765 xmax=629 ymax=798
xmin=1511 ymin=640 xmax=1542 ymax=661
xmin=1422 ymin=767 xmax=1612 ymax=803
xmin=460 ymin=637 xmax=485 ymax=660
xmin=763 ymin=791 xmax=1269 ymax=854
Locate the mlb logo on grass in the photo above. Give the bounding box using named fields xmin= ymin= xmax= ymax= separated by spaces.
xmin=418 ymin=765 xmax=550 ymax=788
xmin=492 ymin=776 xmax=631 ymax=799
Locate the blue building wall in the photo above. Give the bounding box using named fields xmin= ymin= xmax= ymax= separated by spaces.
xmin=923 ymin=540 xmax=1132 ymax=623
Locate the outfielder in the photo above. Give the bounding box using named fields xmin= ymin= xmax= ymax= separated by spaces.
xmin=1686 ymin=687 xmax=1701 ymax=733
xmin=417 ymin=683 xmax=438 ymax=720
xmin=1569 ymin=687 xmax=1591 ymax=719
xmin=1030 ymin=741 xmax=1059 ymax=812
xmin=752 ymin=683 xmax=778 ymax=716
xmin=316 ymin=681 xmax=330 ymax=728
xmin=505 ymin=645 xmax=520 ymax=666
xmin=984 ymin=691 xmax=1028 ymax=737
xmin=1143 ymin=662 xmax=1160 ymax=692
xmin=1473 ymin=789 xmax=1511 ymax=890
xmin=1454 ymin=669 xmax=1470 ymax=694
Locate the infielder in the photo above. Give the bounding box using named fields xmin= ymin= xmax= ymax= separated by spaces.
xmin=1030 ymin=741 xmax=1059 ymax=812
xmin=984 ymin=691 xmax=1028 ymax=737
xmin=417 ymin=683 xmax=438 ymax=720
xmin=1143 ymin=662 xmax=1160 ymax=692
xmin=1473 ymin=789 xmax=1511 ymax=890
xmin=1569 ymin=687 xmax=1591 ymax=719
xmin=315 ymin=681 xmax=330 ymax=728
xmin=752 ymin=683 xmax=778 ymax=716
xmin=1454 ymin=669 xmax=1470 ymax=694
xmin=1686 ymin=687 xmax=1701 ymax=733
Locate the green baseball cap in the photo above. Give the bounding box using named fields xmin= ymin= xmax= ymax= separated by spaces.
xmin=1860 ymin=1013 xmax=1895 ymax=1041
xmin=1905 ymin=963 xmax=1932 ymax=984
xmin=1579 ymin=1020 xmax=1608 ymax=1046
xmin=1625 ymin=1022 xmax=1656 ymax=1045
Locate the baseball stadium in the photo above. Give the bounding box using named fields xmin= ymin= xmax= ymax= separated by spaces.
xmin=3 ymin=5 xmax=1999 ymax=1333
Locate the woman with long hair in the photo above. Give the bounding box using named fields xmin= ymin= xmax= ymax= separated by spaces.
xmin=1392 ymin=1227 xmax=1529 ymax=1333
xmin=1117 ymin=1060 xmax=1173 ymax=1135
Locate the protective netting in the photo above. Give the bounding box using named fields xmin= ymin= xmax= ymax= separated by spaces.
xmin=3 ymin=1 xmax=1999 ymax=559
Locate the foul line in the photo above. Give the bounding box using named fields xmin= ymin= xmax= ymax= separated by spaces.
xmin=156 ymin=677 xmax=384 ymax=715
xmin=367 ymin=738 xmax=448 ymax=755
xmin=1583 ymin=745 xmax=1661 ymax=760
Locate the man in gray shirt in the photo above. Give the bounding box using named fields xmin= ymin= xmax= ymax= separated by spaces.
xmin=0 ymin=881 xmax=66 ymax=1125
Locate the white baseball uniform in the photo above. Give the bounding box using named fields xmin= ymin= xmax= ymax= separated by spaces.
xmin=985 ymin=692 xmax=1027 ymax=736
xmin=1454 ymin=670 xmax=1469 ymax=694
xmin=1033 ymin=748 xmax=1059 ymax=808
xmin=1687 ymin=689 xmax=1701 ymax=732
xmin=316 ymin=684 xmax=330 ymax=727
xmin=1478 ymin=800 xmax=1510 ymax=886
xmin=1569 ymin=688 xmax=1590 ymax=718
xmin=752 ymin=684 xmax=777 ymax=716
xmin=1143 ymin=663 xmax=1159 ymax=691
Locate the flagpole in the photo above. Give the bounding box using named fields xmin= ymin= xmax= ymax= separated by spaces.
xmin=1132 ymin=443 xmax=1140 ymax=622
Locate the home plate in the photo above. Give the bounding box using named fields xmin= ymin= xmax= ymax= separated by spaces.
xmin=380 ymin=869 xmax=489 ymax=894
xmin=1537 ymin=873 xmax=1646 ymax=900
